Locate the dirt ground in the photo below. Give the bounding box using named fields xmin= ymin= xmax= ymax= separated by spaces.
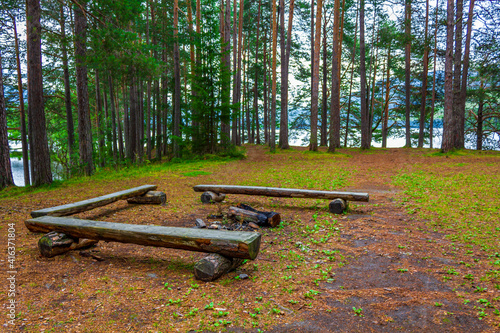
xmin=1 ymin=146 xmax=499 ymax=332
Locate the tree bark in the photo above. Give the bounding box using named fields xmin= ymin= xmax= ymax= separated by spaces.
xmin=404 ymin=0 xmax=412 ymax=147
xmin=13 ymin=16 xmax=30 ymax=185
xmin=452 ymin=0 xmax=463 ymax=149
xmin=173 ymin=0 xmax=181 ymax=157
xmin=345 ymin=3 xmax=358 ymax=147
xmin=27 ymin=0 xmax=52 ymax=186
xmin=329 ymin=198 xmax=347 ymax=214
xmin=95 ymin=70 xmax=105 ymax=167
xmin=441 ymin=0 xmax=455 ymax=152
xmin=263 ymin=29 xmax=269 ymax=144
xmin=382 ymin=42 xmax=391 ymax=148
xmin=270 ymin=0 xmax=279 ymax=151
xmin=26 ymin=216 xmax=262 ymax=260
xmin=253 ymin=0 xmax=262 ymax=145
xmin=127 ymin=191 xmax=167 ymax=205
xmin=418 ymin=0 xmax=430 ymax=148
xmin=236 ymin=203 xmax=281 ymax=227
xmin=309 ymin=0 xmax=323 ymax=151
xmin=0 ymin=50 xmax=14 ymax=189
xmin=200 ymin=191 xmax=226 ymax=204
xmin=320 ymin=14 xmax=328 ymax=147
xmin=232 ymin=0 xmax=238 ymax=145
xmin=359 ymin=0 xmax=369 ymax=149
xmin=476 ymin=78 xmax=484 ymax=151
xmin=235 ymin=0 xmax=245 ymax=146
xmin=194 ymin=253 xmax=245 ymax=281
xmin=74 ymin=1 xmax=93 ymax=175
xmin=329 ymin=0 xmax=341 ymax=152
xmin=429 ymin=0 xmax=439 ymax=149
xmin=221 ymin=0 xmax=232 ymax=147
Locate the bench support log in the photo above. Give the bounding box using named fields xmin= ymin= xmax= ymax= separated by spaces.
xmin=329 ymin=198 xmax=347 ymax=214
xmin=38 ymin=231 xmax=98 ymax=258
xmin=200 ymin=191 xmax=226 ymax=204
xmin=194 ymin=253 xmax=244 ymax=282
xmin=26 ymin=216 xmax=261 ymax=259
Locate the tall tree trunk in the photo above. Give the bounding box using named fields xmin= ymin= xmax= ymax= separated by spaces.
xmin=309 ymin=0 xmax=322 ymax=151
xmin=476 ymin=78 xmax=484 ymax=151
xmin=235 ymin=0 xmax=244 ymax=146
xmin=320 ymin=15 xmax=328 ymax=147
xmin=345 ymin=2 xmax=358 ymax=147
xmin=328 ymin=0 xmax=341 ymax=152
xmin=418 ymin=0 xmax=430 ymax=148
xmin=404 ymin=0 xmax=412 ymax=147
xmin=253 ymin=0 xmax=262 ymax=145
xmin=74 ymin=1 xmax=93 ymax=175
xmin=117 ymin=84 xmax=124 ymax=160
xmin=263 ymin=29 xmax=269 ymax=144
xmin=270 ymin=0 xmax=278 ymax=151
xmin=95 ymin=70 xmax=105 ymax=167
xmin=441 ymin=0 xmax=455 ymax=152
xmin=429 ymin=0 xmax=439 ymax=149
xmin=129 ymin=79 xmax=138 ymax=161
xmin=382 ymin=43 xmax=391 ymax=148
xmin=368 ymin=33 xmax=379 ymax=143
xmin=279 ymin=0 xmax=294 ymax=149
xmin=359 ymin=0 xmax=369 ymax=149
xmin=146 ymin=3 xmax=152 ymax=160
xmin=27 ymin=0 xmax=52 ymax=185
xmin=0 ymin=50 xmax=14 ymax=189
xmin=13 ymin=16 xmax=30 ymax=185
xmin=452 ymin=0 xmax=463 ymax=149
xmin=108 ymin=74 xmax=118 ymax=162
xmin=221 ymin=0 xmax=232 ymax=147
xmin=311 ymin=0 xmax=315 ymax=103
xmin=232 ymin=0 xmax=238 ymax=144
xmin=458 ymin=0 xmax=475 ymax=148
xmin=173 ymin=0 xmax=181 ymax=157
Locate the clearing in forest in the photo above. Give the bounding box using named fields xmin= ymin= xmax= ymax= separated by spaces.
xmin=1 ymin=146 xmax=499 ymax=332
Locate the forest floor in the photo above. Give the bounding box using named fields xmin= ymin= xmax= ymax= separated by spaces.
xmin=1 ymin=145 xmax=500 ymax=332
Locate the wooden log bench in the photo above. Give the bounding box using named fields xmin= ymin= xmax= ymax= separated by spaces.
xmin=193 ymin=184 xmax=369 ymax=214
xmin=25 ymin=216 xmax=261 ymax=260
xmin=31 ymin=185 xmax=161 ymax=218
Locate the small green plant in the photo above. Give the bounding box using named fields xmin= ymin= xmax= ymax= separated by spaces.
xmin=474 ymin=286 xmax=487 ymax=293
xmin=352 ymin=307 xmax=363 ymax=317
xmin=434 ymin=302 xmax=443 ymax=307
xmin=463 ymin=299 xmax=471 ymax=305
xmin=398 ymin=268 xmax=408 ymax=273
xmin=204 ymin=302 xmax=214 ymax=310
xmin=304 ymin=289 xmax=321 ymax=299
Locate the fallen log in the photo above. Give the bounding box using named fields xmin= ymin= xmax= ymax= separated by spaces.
xmin=31 ymin=185 xmax=158 ymax=218
xmin=38 ymin=231 xmax=98 ymax=258
xmin=227 ymin=206 xmax=268 ymax=226
xmin=25 ymin=216 xmax=261 ymax=259
xmin=127 ymin=191 xmax=167 ymax=205
xmin=329 ymin=198 xmax=347 ymax=214
xmin=236 ymin=204 xmax=281 ymax=227
xmin=193 ymin=185 xmax=369 ymax=202
xmin=200 ymin=191 xmax=226 ymax=204
xmin=194 ymin=253 xmax=245 ymax=282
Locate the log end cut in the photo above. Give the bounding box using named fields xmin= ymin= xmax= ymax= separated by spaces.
xmin=38 ymin=231 xmax=98 ymax=258
xmin=200 ymin=191 xmax=226 ymax=204
xmin=194 ymin=253 xmax=245 ymax=281
xmin=329 ymin=198 xmax=347 ymax=214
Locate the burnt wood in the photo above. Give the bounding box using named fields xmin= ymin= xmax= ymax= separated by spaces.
xmin=193 ymin=185 xmax=369 ymax=202
xmin=236 ymin=204 xmax=281 ymax=227
xmin=31 ymin=185 xmax=157 ymax=217
xmin=25 ymin=216 xmax=261 ymax=259
xmin=200 ymin=191 xmax=226 ymax=204
xmin=194 ymin=253 xmax=244 ymax=281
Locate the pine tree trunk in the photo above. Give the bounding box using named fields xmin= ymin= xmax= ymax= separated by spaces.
xmin=344 ymin=3 xmax=358 ymax=148
xmin=108 ymin=74 xmax=118 ymax=162
xmin=404 ymin=0 xmax=412 ymax=147
xmin=429 ymin=0 xmax=439 ymax=149
xmin=476 ymin=79 xmax=484 ymax=151
xmin=221 ymin=0 xmax=232 ymax=147
xmin=309 ymin=0 xmax=322 ymax=151
xmin=253 ymin=0 xmax=262 ymax=145
xmin=418 ymin=0 xmax=430 ymax=148
xmin=279 ymin=0 xmax=294 ymax=149
xmin=27 ymin=0 xmax=52 ymax=186
xmin=382 ymin=43 xmax=391 ymax=148
xmin=0 ymin=50 xmax=14 ymax=189
xmin=13 ymin=16 xmax=30 ymax=185
xmin=441 ymin=0 xmax=455 ymax=152
xmin=328 ymin=0 xmax=341 ymax=152
xmin=95 ymin=70 xmax=105 ymax=167
xmin=74 ymin=1 xmax=93 ymax=175
xmin=320 ymin=17 xmax=328 ymax=147
xmin=270 ymin=0 xmax=279 ymax=151
xmin=359 ymin=0 xmax=369 ymax=149
xmin=232 ymin=0 xmax=238 ymax=145
xmin=173 ymin=0 xmax=181 ymax=158
xmin=452 ymin=0 xmax=463 ymax=149
xmin=263 ymin=29 xmax=269 ymax=144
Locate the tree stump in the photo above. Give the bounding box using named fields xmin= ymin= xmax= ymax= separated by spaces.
xmin=200 ymin=191 xmax=226 ymax=204
xmin=38 ymin=231 xmax=98 ymax=258
xmin=127 ymin=191 xmax=167 ymax=205
xmin=329 ymin=198 xmax=347 ymax=214
xmin=194 ymin=253 xmax=245 ymax=282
